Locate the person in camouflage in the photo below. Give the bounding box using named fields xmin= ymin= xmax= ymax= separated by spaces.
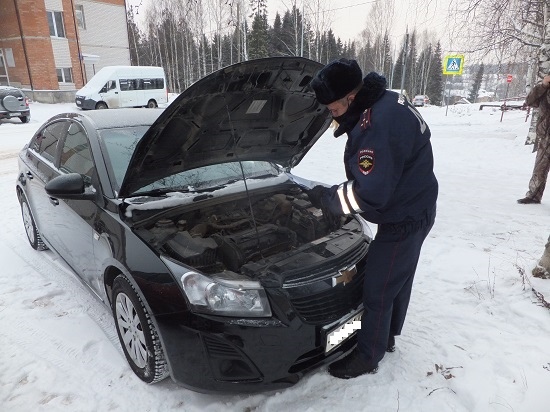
xmin=518 ymin=74 xmax=550 ymax=204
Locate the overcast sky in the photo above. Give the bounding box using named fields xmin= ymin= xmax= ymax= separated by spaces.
xmin=126 ymin=0 xmax=456 ymax=51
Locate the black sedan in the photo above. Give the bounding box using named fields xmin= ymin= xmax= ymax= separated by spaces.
xmin=16 ymin=57 xmax=372 ymax=393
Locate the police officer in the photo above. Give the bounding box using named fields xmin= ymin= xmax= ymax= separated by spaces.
xmin=308 ymin=58 xmax=438 ymax=378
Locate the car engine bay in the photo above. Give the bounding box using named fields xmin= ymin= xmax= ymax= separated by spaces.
xmin=134 ymin=186 xmax=367 ymax=279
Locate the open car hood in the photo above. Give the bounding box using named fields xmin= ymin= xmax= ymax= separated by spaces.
xmin=119 ymin=57 xmax=332 ymax=198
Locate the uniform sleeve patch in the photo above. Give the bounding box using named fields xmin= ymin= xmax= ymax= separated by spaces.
xmin=358 ymin=149 xmax=375 ymax=175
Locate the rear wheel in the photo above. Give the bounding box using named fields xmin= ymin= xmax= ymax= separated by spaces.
xmin=19 ymin=115 xmax=30 ymax=123
xmin=20 ymin=195 xmax=47 ymax=251
xmin=146 ymin=99 xmax=158 ymax=108
xmin=112 ymin=275 xmax=168 ymax=383
xmin=95 ymin=102 xmax=108 ymax=110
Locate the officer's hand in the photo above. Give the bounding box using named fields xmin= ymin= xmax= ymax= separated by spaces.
xmin=306 ymin=185 xmax=326 ymax=209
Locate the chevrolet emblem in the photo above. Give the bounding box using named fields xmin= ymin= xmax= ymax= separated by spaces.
xmin=332 ymin=265 xmax=358 ymax=287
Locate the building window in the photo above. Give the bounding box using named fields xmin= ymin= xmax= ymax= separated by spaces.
xmin=75 ymin=5 xmax=86 ymax=29
xmin=47 ymin=11 xmax=65 ymax=38
xmin=5 ymin=48 xmax=15 ymax=67
xmin=57 ymin=68 xmax=73 ymax=83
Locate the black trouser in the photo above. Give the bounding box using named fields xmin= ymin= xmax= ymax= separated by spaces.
xmin=357 ymin=205 xmax=436 ymax=368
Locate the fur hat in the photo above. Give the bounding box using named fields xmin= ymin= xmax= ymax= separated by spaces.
xmin=310 ymin=58 xmax=363 ymax=105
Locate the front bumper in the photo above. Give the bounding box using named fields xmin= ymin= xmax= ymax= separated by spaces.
xmin=155 ymin=245 xmax=368 ymax=393
xmin=75 ymin=96 xmax=97 ymax=110
xmin=155 ymin=305 xmax=362 ymax=393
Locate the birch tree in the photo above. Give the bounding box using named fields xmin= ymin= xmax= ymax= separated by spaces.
xmin=453 ymin=0 xmax=548 ymax=143
xmin=304 ymin=0 xmax=332 ymax=61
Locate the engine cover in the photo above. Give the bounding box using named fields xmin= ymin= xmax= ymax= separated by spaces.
xmin=212 ymin=224 xmax=297 ymax=272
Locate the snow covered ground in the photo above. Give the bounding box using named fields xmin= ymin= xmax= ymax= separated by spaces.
xmin=1 ymin=99 xmax=549 ymax=411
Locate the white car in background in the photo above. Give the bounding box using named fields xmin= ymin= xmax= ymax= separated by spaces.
xmin=413 ymin=95 xmax=430 ymax=107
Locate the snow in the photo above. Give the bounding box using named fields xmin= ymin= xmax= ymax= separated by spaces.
xmin=1 ymin=99 xmax=550 ymax=411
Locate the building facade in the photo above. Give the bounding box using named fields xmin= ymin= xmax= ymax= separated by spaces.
xmin=0 ymin=0 xmax=131 ymax=102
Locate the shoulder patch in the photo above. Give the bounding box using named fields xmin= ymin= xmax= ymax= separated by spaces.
xmin=358 ymin=149 xmax=375 ymax=175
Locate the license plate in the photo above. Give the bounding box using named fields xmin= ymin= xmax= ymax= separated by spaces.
xmin=325 ymin=311 xmax=363 ymax=353
xmin=11 ymin=112 xmax=21 ymax=116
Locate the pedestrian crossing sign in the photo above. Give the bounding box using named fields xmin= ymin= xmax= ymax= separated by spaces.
xmin=443 ymin=54 xmax=465 ymax=75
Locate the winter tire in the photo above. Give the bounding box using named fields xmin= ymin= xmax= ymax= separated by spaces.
xmin=20 ymin=115 xmax=30 ymax=123
xmin=20 ymin=195 xmax=47 ymax=251
xmin=146 ymin=99 xmax=157 ymax=108
xmin=112 ymin=275 xmax=169 ymax=384
xmin=95 ymin=102 xmax=108 ymax=110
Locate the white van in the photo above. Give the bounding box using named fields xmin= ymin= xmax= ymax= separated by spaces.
xmin=75 ymin=66 xmax=168 ymax=110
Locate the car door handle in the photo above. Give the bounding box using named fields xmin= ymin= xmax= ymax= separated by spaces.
xmin=25 ymin=171 xmax=33 ymax=179
xmin=49 ymin=197 xmax=59 ymax=206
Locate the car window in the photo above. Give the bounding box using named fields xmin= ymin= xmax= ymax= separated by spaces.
xmin=99 ymin=80 xmax=116 ymax=93
xmin=136 ymin=161 xmax=279 ymax=194
xmin=32 ymin=121 xmax=69 ymax=163
xmin=59 ymin=123 xmax=95 ymax=182
xmin=99 ymin=127 xmax=279 ymax=195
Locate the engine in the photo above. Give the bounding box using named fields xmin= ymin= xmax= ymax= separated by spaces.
xmin=141 ymin=189 xmax=340 ymax=275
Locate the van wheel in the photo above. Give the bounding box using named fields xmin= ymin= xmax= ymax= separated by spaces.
xmin=96 ymin=102 xmax=108 ymax=110
xmin=147 ymin=99 xmax=158 ymax=108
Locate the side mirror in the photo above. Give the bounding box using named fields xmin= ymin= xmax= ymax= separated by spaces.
xmin=45 ymin=173 xmax=97 ymax=200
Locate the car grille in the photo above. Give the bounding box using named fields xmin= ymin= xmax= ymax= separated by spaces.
xmin=284 ymin=242 xmax=368 ymax=324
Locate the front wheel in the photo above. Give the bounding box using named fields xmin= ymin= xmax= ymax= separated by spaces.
xmin=95 ymin=102 xmax=108 ymax=110
xmin=146 ymin=99 xmax=157 ymax=108
xmin=112 ymin=275 xmax=168 ymax=384
xmin=20 ymin=195 xmax=47 ymax=251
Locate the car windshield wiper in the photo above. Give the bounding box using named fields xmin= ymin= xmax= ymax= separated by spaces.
xmin=248 ymin=173 xmax=278 ymax=180
xmin=130 ymin=186 xmax=191 ymax=198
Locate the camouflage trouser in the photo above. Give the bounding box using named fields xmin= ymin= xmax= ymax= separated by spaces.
xmin=526 ymin=134 xmax=550 ymax=202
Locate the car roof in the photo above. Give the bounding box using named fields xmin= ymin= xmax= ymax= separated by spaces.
xmin=73 ymin=108 xmax=163 ymax=130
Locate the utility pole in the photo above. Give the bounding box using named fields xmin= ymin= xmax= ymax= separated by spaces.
xmin=400 ymin=28 xmax=409 ymax=97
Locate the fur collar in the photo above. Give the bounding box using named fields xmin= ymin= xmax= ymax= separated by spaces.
xmin=333 ymin=72 xmax=387 ymax=137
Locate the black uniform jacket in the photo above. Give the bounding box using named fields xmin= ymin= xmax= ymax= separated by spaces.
xmin=322 ymin=90 xmax=438 ymax=225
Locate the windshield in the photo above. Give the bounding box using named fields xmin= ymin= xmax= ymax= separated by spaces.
xmin=99 ymin=127 xmax=280 ymax=196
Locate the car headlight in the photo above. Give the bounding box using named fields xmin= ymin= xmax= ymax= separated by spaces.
xmin=181 ymin=271 xmax=271 ymax=317
xmin=161 ymin=257 xmax=271 ymax=317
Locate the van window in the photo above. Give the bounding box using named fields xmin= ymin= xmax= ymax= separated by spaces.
xmin=118 ymin=77 xmax=164 ymax=91
xmin=99 ymin=80 xmax=116 ymax=93
xmin=141 ymin=78 xmax=164 ymax=90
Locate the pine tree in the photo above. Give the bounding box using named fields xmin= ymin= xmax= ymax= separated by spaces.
xmin=469 ymin=63 xmax=484 ymax=103
xmin=426 ymin=41 xmax=444 ymax=106
xmin=248 ymin=0 xmax=269 ymax=59
xmin=269 ymin=13 xmax=284 ymax=56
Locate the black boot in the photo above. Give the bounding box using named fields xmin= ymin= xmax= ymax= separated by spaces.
xmin=517 ymin=197 xmax=540 ymax=204
xmin=386 ymin=335 xmax=396 ymax=353
xmin=328 ymin=348 xmax=378 ymax=379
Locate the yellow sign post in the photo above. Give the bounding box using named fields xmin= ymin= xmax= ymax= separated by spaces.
xmin=443 ymin=54 xmax=465 ymax=115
